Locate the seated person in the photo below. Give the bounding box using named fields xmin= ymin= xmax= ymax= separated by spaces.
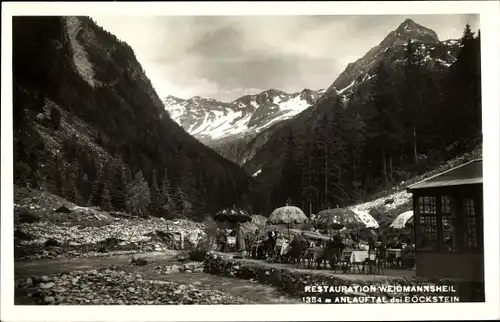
xmin=218 ymin=231 xmax=227 ymax=252
xmin=385 ymin=238 xmax=394 ymax=248
xmin=274 ymin=233 xmax=286 ymax=252
xmin=358 ymin=242 xmax=369 ymax=251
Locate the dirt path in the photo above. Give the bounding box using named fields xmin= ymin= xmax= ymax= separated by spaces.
xmin=15 ymin=251 xmax=300 ymax=304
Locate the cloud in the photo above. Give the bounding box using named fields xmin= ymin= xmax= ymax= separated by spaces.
xmin=93 ymin=14 xmax=479 ymax=101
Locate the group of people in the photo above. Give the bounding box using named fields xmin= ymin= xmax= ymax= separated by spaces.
xmin=247 ymin=229 xmax=289 ymax=259
xmin=215 ymin=227 xmax=293 ymax=259
xmin=215 ymin=226 xmax=283 ymax=256
xmin=216 ymin=226 xmax=245 ymax=253
xmin=215 ymin=225 xmax=416 ymax=270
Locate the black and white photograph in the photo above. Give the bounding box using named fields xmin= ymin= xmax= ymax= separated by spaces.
xmin=2 ymin=1 xmax=499 ymax=321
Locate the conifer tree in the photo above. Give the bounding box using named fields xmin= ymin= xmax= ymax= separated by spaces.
xmin=47 ymin=155 xmax=64 ymax=197
xmin=61 ymin=162 xmax=76 ymax=202
xmin=453 ymin=24 xmax=481 ymax=138
xmin=170 ymin=186 xmax=185 ymax=217
xmin=126 ymin=170 xmax=151 ymax=217
xmin=87 ymin=178 xmax=100 ymax=207
xmin=160 ymin=168 xmax=175 ymax=217
xmin=403 ymin=38 xmax=425 ymax=162
xmin=149 ymin=169 xmax=162 ymax=215
xmin=280 ymin=129 xmax=301 ymax=205
xmin=191 ymin=171 xmax=208 ymax=220
xmin=101 ymin=185 xmax=113 ymax=211
xmin=49 ymin=107 xmax=61 ymax=130
xmin=74 ymin=185 xmax=85 ymax=206
xmin=110 ymin=162 xmax=127 ymax=210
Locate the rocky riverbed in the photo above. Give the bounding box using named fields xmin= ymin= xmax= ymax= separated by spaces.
xmin=14 ymin=199 xmax=206 ymax=260
xmin=15 ymin=254 xmax=299 ymax=305
xmin=15 ymin=266 xmax=251 ymax=305
xmin=13 ymin=189 xmax=301 ymax=305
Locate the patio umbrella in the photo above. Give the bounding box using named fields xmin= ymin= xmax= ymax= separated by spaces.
xmin=313 ymin=207 xmax=365 ymax=231
xmin=351 ymin=210 xmax=380 ymax=229
xmin=214 ymin=206 xmax=252 ymax=224
xmin=390 ymin=210 xmax=414 ymax=229
xmin=240 ymin=215 xmax=268 ymax=235
xmin=267 ymin=205 xmax=308 ymax=237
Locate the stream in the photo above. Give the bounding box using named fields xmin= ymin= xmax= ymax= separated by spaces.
xmin=15 ymin=252 xmax=300 ymax=304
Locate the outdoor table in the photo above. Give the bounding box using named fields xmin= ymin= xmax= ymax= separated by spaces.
xmin=386 ymin=248 xmax=403 ymax=258
xmin=358 ymin=244 xmax=369 ymax=251
xmin=350 ymin=250 xmax=370 ymax=263
xmin=227 ymin=237 xmax=236 ymax=252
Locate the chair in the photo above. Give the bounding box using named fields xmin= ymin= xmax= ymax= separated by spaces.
xmin=337 ymin=250 xmax=352 ymax=273
xmin=227 ymin=236 xmax=236 ymax=252
xmin=350 ymin=251 xmax=367 ymax=274
xmin=386 ymin=253 xmax=396 ymax=268
xmin=375 ymin=246 xmax=386 ymax=274
xmin=363 ymin=251 xmax=378 ymax=275
xmin=301 ymin=247 xmax=315 ymax=269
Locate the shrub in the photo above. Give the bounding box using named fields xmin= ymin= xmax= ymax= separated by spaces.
xmin=18 ymin=210 xmax=40 ymax=223
xmin=49 ymin=107 xmax=61 ymax=129
xmin=188 ymin=249 xmax=207 ymax=262
xmin=188 ymin=216 xmax=217 ymax=261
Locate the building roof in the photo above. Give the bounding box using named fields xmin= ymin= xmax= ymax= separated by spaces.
xmin=407 ymin=159 xmax=482 ymax=191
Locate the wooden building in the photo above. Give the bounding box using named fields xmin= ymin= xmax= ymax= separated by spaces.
xmin=406 ymin=159 xmax=483 ymax=281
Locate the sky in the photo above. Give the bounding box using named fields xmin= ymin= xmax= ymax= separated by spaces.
xmin=92 ymin=14 xmax=479 ymax=102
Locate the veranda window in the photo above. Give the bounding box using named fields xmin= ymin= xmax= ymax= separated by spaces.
xmin=441 ymin=196 xmax=457 ymax=251
xmin=417 ymin=196 xmax=437 ymax=250
xmin=463 ymin=198 xmax=478 ymax=249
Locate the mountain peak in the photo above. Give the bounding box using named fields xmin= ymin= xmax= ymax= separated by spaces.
xmin=394 ymin=18 xmax=439 ymax=42
xmin=399 ymin=18 xmax=417 ymax=29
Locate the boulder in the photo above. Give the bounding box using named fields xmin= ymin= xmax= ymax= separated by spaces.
xmin=25 ymin=277 xmax=34 ymax=287
xmin=44 ymin=239 xmax=60 ymax=247
xmin=40 ymin=275 xmax=51 ymax=282
xmin=44 ymin=296 xmax=55 ymax=304
xmin=40 ymin=282 xmax=55 ymax=289
xmin=36 ymin=113 xmax=46 ymax=121
xmin=54 ymin=205 xmax=71 ymax=213
xmin=384 ymin=198 xmax=395 ymax=205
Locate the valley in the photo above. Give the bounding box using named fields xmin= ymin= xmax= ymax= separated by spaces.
xmin=10 ymin=14 xmax=483 ymax=308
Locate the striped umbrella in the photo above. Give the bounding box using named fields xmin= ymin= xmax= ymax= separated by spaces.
xmin=390 ymin=210 xmax=414 ymax=229
xmin=351 ymin=210 xmax=380 ymax=229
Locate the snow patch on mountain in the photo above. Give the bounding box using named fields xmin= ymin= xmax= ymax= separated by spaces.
xmin=336 ymin=80 xmax=357 ymax=95
xmin=163 ymin=89 xmax=325 ymax=144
